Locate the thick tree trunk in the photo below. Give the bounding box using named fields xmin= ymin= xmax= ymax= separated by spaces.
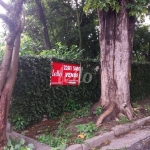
xmin=96 ymin=0 xmax=135 ymax=126
xmin=0 ymin=1 xmax=25 ymax=149
xmin=0 ymin=32 xmax=21 ymax=149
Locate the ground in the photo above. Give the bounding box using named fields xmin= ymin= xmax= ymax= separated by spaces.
xmin=16 ymin=96 xmax=150 ymax=148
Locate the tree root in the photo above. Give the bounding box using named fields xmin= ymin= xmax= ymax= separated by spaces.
xmin=96 ymin=101 xmax=116 ymax=127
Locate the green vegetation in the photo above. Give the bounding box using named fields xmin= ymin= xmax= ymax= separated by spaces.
xmin=38 ymin=134 xmax=68 ymax=150
xmin=10 ymin=57 xmax=100 ymax=130
xmin=144 ymin=104 xmax=150 ymax=114
xmin=76 ymin=122 xmax=98 ymax=139
xmin=93 ymin=106 xmax=102 ymax=117
xmin=4 ymin=137 xmax=34 ymax=150
xmin=37 ymin=103 xmax=98 ymax=149
xmin=9 ymin=56 xmax=150 ymax=130
xmin=38 ymin=118 xmax=97 ymax=149
xmin=119 ymin=116 xmax=132 ymax=124
xmin=118 ymin=116 xmax=130 ymax=124
xmin=73 ymin=102 xmax=92 ymax=118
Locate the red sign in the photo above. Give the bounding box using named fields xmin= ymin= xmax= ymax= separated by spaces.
xmin=50 ymin=62 xmax=81 ymax=86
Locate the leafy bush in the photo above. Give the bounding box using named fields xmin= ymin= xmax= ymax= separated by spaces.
xmin=63 ymin=99 xmax=82 ymax=112
xmin=93 ymin=106 xmax=102 ymax=117
xmin=73 ymin=103 xmax=92 ymax=118
xmin=130 ymin=63 xmax=150 ymax=101
xmin=11 ymin=113 xmax=29 ymax=131
xmin=4 ymin=137 xmax=34 ymax=150
xmin=76 ymin=122 xmax=98 ymax=139
xmin=38 ymin=134 xmax=68 ymax=149
xmin=9 ymin=56 xmax=150 ymax=130
xmin=39 ymin=42 xmax=84 ymax=60
xmin=10 ymin=57 xmax=100 ymax=129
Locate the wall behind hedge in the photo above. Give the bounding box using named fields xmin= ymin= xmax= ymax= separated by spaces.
xmin=10 ymin=57 xmax=150 ymax=129
xmin=10 ymin=57 xmax=100 ymax=129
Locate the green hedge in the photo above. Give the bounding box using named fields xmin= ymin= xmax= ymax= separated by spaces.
xmin=9 ymin=57 xmax=150 ymax=130
xmin=10 ymin=57 xmax=100 ymax=130
xmin=130 ymin=63 xmax=150 ymax=100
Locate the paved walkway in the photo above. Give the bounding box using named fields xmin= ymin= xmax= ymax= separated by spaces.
xmin=7 ymin=116 xmax=150 ymax=150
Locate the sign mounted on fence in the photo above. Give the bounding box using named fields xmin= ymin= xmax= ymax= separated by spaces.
xmin=50 ymin=62 xmax=81 ymax=86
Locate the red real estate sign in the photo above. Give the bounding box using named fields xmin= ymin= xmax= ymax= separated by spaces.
xmin=50 ymin=62 xmax=81 ymax=86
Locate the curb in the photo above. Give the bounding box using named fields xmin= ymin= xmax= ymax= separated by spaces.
xmin=7 ymin=116 xmax=150 ymax=150
xmin=66 ymin=116 xmax=150 ymax=150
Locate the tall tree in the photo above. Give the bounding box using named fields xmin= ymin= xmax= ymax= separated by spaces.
xmin=84 ymin=0 xmax=149 ymax=126
xmin=24 ymin=0 xmax=99 ymax=58
xmin=0 ymin=0 xmax=25 ymax=149
xmin=35 ymin=0 xmax=51 ymax=50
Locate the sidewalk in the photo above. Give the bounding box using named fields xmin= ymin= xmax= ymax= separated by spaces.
xmin=7 ymin=116 xmax=150 ymax=150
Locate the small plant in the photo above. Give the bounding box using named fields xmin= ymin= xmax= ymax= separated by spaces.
xmin=44 ymin=127 xmax=51 ymax=134
xmin=38 ymin=122 xmax=71 ymax=149
xmin=74 ymin=138 xmax=84 ymax=144
xmin=144 ymin=104 xmax=150 ymax=114
xmin=64 ymin=99 xmax=81 ymax=112
xmin=76 ymin=122 xmax=98 ymax=140
xmin=4 ymin=137 xmax=34 ymax=150
xmin=74 ymin=103 xmax=92 ymax=118
xmin=118 ymin=116 xmax=128 ymax=124
xmin=56 ymin=124 xmax=72 ymax=138
xmin=38 ymin=134 xmax=68 ymax=149
xmin=11 ymin=114 xmax=28 ymax=131
xmin=93 ymin=106 xmax=102 ymax=116
xmin=60 ymin=113 xmax=75 ymax=125
xmin=132 ymin=102 xmax=138 ymax=108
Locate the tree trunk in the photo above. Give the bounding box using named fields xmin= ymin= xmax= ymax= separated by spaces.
xmin=0 ymin=32 xmax=21 ymax=148
xmin=74 ymin=0 xmax=83 ymax=50
xmin=147 ymin=42 xmax=150 ymax=62
xmin=0 ymin=0 xmax=25 ymax=149
xmin=96 ymin=0 xmax=135 ymax=127
xmin=35 ymin=0 xmax=52 ymax=50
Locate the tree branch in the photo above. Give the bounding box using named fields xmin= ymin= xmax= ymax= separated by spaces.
xmin=13 ymin=0 xmax=26 ymax=16
xmin=0 ymin=0 xmax=10 ymax=12
xmin=0 ymin=14 xmax=14 ymax=28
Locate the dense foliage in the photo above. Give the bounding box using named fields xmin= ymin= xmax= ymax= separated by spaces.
xmin=10 ymin=57 xmax=100 ymax=130
xmin=23 ymin=0 xmax=99 ymax=58
xmin=9 ymin=56 xmax=150 ymax=130
xmin=133 ymin=25 xmax=150 ymax=62
xmin=130 ymin=63 xmax=150 ymax=100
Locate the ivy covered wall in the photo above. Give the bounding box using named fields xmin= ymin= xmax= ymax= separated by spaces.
xmin=9 ymin=57 xmax=150 ymax=130
xmin=10 ymin=57 xmax=100 ymax=130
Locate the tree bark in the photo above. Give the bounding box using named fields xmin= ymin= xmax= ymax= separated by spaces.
xmin=96 ymin=0 xmax=135 ymax=126
xmin=0 ymin=32 xmax=21 ymax=148
xmin=0 ymin=0 xmax=25 ymax=149
xmin=35 ymin=0 xmax=51 ymax=50
xmin=74 ymin=0 xmax=83 ymax=50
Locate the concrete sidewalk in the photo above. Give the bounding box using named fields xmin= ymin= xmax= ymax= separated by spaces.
xmin=7 ymin=116 xmax=150 ymax=150
xmin=101 ymin=125 xmax=150 ymax=150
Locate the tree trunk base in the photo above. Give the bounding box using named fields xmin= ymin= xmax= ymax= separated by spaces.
xmin=96 ymin=101 xmax=117 ymax=127
xmin=95 ymin=101 xmax=136 ymax=127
